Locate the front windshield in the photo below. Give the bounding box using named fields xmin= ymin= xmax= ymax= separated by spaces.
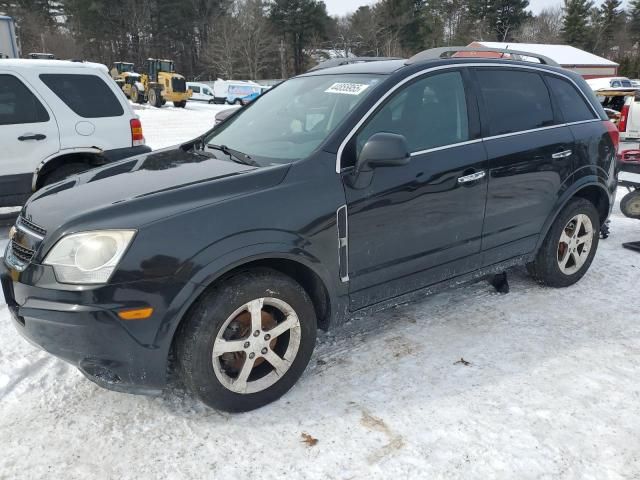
xmin=205 ymin=74 xmax=382 ymax=165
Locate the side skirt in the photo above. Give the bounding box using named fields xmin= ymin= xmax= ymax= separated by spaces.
xmin=340 ymin=254 xmax=532 ymax=325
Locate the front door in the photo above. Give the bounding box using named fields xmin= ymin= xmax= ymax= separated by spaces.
xmin=342 ymin=70 xmax=488 ymax=311
xmin=0 ymin=72 xmax=59 ymax=203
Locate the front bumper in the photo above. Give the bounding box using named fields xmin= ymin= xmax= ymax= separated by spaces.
xmin=1 ymin=261 xmax=186 ymax=395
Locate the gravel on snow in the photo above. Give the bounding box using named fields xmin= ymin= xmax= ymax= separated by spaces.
xmin=1 ymin=103 xmax=639 ymax=479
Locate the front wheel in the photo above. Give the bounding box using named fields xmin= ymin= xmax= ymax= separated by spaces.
xmin=527 ymin=198 xmax=600 ymax=288
xmin=177 ymin=269 xmax=317 ymax=412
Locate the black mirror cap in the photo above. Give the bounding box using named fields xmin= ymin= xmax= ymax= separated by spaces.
xmin=357 ymin=132 xmax=410 ymax=172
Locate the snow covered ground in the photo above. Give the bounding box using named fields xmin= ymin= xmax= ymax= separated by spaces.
xmin=134 ymin=101 xmax=233 ymax=150
xmin=1 ymin=104 xmax=640 ymax=479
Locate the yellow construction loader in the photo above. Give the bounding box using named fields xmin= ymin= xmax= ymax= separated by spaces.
xmin=110 ymin=62 xmax=143 ymax=100
xmin=130 ymin=58 xmax=192 ymax=108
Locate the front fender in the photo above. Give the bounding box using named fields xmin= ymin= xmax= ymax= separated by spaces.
xmin=151 ymin=241 xmax=344 ymax=364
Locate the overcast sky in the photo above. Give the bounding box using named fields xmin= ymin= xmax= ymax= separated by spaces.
xmin=322 ymin=0 xmax=628 ymax=17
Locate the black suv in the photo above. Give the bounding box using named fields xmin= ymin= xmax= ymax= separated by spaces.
xmin=1 ymin=47 xmax=619 ymax=412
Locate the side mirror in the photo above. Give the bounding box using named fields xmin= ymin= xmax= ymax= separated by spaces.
xmin=356 ymin=132 xmax=410 ymax=173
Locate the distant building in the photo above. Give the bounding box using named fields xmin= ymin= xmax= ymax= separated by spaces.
xmin=466 ymin=41 xmax=619 ymax=79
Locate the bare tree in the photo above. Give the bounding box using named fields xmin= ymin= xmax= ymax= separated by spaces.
xmin=515 ymin=7 xmax=563 ymax=43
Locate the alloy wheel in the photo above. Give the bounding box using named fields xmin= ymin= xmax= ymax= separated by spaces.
xmin=212 ymin=298 xmax=301 ymax=394
xmin=557 ymin=213 xmax=594 ymax=275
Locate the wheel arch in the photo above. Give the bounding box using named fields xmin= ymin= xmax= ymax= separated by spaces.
xmin=164 ymin=251 xmax=340 ymax=372
xmin=536 ymin=179 xmax=611 ymax=252
xmin=33 ymin=149 xmax=106 ymax=190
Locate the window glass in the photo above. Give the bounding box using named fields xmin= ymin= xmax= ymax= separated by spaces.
xmin=356 ymin=71 xmax=469 ymax=156
xmin=621 ymin=80 xmax=632 ymax=88
xmin=205 ymin=74 xmax=381 ymax=164
xmin=191 ymin=86 xmax=200 ymax=93
xmin=40 ymin=74 xmax=124 ymax=118
xmin=203 ymin=88 xmax=211 ymax=95
xmin=0 ymin=74 xmax=49 ymax=125
xmin=611 ymin=80 xmax=621 ymax=87
xmin=546 ymin=76 xmax=596 ymax=123
xmin=476 ymin=69 xmax=554 ymax=135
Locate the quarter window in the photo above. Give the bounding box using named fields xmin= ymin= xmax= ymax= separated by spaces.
xmin=476 ymin=69 xmax=554 ymax=136
xmin=356 ymin=71 xmax=469 ymax=156
xmin=191 ymin=86 xmax=201 ymax=93
xmin=546 ymin=76 xmax=596 ymax=123
xmin=0 ymin=74 xmax=49 ymax=125
xmin=40 ymin=74 xmax=124 ymax=118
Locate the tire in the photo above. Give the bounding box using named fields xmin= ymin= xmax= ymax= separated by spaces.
xmin=208 ymin=99 xmax=214 ymax=104
xmin=527 ymin=197 xmax=600 ymax=288
xmin=42 ymin=162 xmax=89 ymax=187
xmin=173 ymin=100 xmax=186 ymax=108
xmin=620 ymin=190 xmax=640 ymax=219
xmin=176 ymin=269 xmax=317 ymax=412
xmin=234 ymin=98 xmax=243 ymax=106
xmin=131 ymin=86 xmax=144 ymax=104
xmin=149 ymin=88 xmax=162 ymax=108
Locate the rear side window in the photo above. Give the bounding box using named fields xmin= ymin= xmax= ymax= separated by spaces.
xmin=476 ymin=69 xmax=554 ymax=136
xmin=40 ymin=74 xmax=124 ymax=118
xmin=0 ymin=74 xmax=49 ymax=125
xmin=546 ymin=76 xmax=596 ymax=123
xmin=191 ymin=85 xmax=200 ymax=93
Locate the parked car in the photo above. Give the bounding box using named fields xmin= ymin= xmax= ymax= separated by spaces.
xmin=211 ymin=79 xmax=262 ymax=105
xmin=186 ymin=82 xmax=215 ymax=103
xmin=2 ymin=47 xmax=618 ymax=413
xmin=0 ymin=59 xmax=150 ymax=206
xmin=587 ymin=76 xmax=635 ymax=90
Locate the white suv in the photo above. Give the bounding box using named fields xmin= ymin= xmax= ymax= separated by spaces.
xmin=0 ymin=59 xmax=151 ymax=206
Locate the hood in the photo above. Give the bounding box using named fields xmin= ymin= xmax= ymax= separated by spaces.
xmin=23 ymin=146 xmax=288 ymax=234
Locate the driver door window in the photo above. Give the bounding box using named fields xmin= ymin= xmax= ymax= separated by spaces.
xmin=355 ymin=71 xmax=469 ymax=160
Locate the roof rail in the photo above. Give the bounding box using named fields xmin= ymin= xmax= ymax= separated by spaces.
xmin=308 ymin=56 xmax=402 ymax=72
xmin=406 ymin=46 xmax=559 ymax=67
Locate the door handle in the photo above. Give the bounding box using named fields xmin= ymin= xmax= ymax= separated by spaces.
xmin=18 ymin=134 xmax=46 ymax=141
xmin=457 ymin=170 xmax=486 ymax=184
xmin=552 ymin=149 xmax=572 ymax=159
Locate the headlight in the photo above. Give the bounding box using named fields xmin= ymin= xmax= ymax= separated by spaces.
xmin=44 ymin=230 xmax=136 ymax=284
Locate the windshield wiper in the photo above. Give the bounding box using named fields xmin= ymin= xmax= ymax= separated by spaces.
xmin=207 ymin=144 xmax=259 ymax=166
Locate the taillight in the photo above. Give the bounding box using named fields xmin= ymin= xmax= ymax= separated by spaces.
xmin=618 ymin=104 xmax=630 ymax=132
xmin=603 ymin=119 xmax=619 ymax=154
xmin=130 ymin=118 xmax=145 ymax=146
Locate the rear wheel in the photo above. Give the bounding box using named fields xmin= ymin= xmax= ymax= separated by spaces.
xmin=173 ymin=100 xmax=187 ymax=108
xmin=620 ymin=190 xmax=640 ymax=219
xmin=177 ymin=269 xmax=317 ymax=412
xmin=42 ymin=162 xmax=90 ymax=187
xmin=234 ymin=98 xmax=243 ymax=106
xmin=527 ymin=198 xmax=600 ymax=287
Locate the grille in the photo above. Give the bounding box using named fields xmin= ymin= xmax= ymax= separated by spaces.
xmin=172 ymin=77 xmax=186 ymax=93
xmin=10 ymin=240 xmax=35 ymax=263
xmin=18 ymin=217 xmax=47 ymax=237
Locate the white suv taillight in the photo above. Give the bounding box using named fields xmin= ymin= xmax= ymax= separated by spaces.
xmin=130 ymin=118 xmax=145 ymax=146
xmin=618 ymin=104 xmax=630 ymax=132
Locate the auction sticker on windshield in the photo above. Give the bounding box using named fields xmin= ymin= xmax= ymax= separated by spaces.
xmin=325 ymin=83 xmax=370 ymax=95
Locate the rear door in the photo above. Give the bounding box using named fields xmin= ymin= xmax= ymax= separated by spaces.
xmin=38 ymin=69 xmax=131 ymax=151
xmin=474 ymin=67 xmax=575 ymax=265
xmin=0 ymin=71 xmax=59 ymax=200
xmin=544 ymin=74 xmax=611 ymax=183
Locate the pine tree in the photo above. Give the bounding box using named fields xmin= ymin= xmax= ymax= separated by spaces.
xmin=630 ymin=0 xmax=640 ymax=46
xmin=598 ymin=0 xmax=624 ymax=53
xmin=562 ymin=0 xmax=593 ymax=49
xmin=488 ymin=0 xmax=530 ymax=41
